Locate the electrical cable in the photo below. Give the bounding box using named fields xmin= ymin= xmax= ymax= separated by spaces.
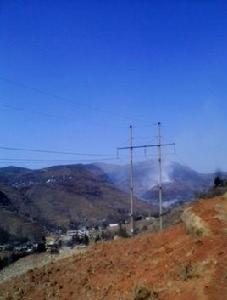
xmin=0 ymin=76 xmax=141 ymax=122
xmin=0 ymin=146 xmax=114 ymax=157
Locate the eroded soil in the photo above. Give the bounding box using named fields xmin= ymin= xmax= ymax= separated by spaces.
xmin=1 ymin=196 xmax=227 ymax=300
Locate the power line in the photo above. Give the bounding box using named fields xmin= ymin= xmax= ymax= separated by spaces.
xmin=0 ymin=159 xmax=121 ymax=167
xmin=0 ymin=95 xmax=133 ymax=130
xmin=0 ymin=157 xmax=119 ymax=162
xmin=0 ymin=146 xmax=114 ymax=157
xmin=0 ymin=76 xmax=141 ymax=122
xmin=0 ymin=156 xmax=129 ymax=165
xmin=0 ymin=97 xmax=63 ymax=120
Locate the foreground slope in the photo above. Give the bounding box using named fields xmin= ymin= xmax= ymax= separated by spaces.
xmin=1 ymin=196 xmax=227 ymax=299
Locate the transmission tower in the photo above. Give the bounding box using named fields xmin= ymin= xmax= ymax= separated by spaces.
xmin=117 ymin=122 xmax=175 ymax=232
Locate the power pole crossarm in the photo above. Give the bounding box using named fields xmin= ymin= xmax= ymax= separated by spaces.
xmin=117 ymin=143 xmax=175 ymax=151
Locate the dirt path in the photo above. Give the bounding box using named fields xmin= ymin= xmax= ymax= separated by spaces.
xmin=0 ymin=247 xmax=85 ymax=284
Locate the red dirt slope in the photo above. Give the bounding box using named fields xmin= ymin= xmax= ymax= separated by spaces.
xmin=1 ymin=196 xmax=227 ymax=300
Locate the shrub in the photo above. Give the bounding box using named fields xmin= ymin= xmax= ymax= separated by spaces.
xmin=133 ymin=286 xmax=158 ymax=300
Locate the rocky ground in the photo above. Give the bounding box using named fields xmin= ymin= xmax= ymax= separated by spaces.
xmin=0 ymin=196 xmax=227 ymax=299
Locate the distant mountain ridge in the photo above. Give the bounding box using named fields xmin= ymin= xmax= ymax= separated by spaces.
xmin=95 ymin=160 xmax=214 ymax=206
xmin=0 ymin=161 xmax=215 ymax=244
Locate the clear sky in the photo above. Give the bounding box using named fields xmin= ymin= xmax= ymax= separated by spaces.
xmin=1 ymin=0 xmax=227 ymax=172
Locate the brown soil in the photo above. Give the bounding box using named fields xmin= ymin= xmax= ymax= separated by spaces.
xmin=1 ymin=196 xmax=227 ymax=300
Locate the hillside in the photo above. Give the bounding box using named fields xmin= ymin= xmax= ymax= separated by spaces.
xmin=1 ymin=195 xmax=227 ymax=299
xmin=0 ymin=187 xmax=44 ymax=243
xmin=0 ymin=209 xmax=43 ymax=243
xmin=0 ymin=165 xmax=151 ymax=241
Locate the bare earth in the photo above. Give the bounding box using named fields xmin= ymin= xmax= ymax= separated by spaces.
xmin=1 ymin=196 xmax=227 ymax=299
xmin=0 ymin=247 xmax=83 ymax=284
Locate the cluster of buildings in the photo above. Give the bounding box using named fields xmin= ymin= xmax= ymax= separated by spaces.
xmin=45 ymin=227 xmax=102 ymax=253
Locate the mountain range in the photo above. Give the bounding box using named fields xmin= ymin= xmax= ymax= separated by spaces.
xmin=0 ymin=161 xmax=214 ymax=243
xmin=96 ymin=160 xmax=213 ymax=205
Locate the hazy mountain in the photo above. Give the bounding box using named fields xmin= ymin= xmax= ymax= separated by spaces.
xmin=0 ymin=161 xmax=214 ymax=243
xmin=95 ymin=160 xmax=214 ymax=206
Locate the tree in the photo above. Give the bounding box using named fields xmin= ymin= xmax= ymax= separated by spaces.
xmin=214 ymin=176 xmax=223 ymax=187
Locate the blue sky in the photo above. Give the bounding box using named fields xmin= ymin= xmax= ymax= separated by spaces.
xmin=1 ymin=0 xmax=227 ymax=172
